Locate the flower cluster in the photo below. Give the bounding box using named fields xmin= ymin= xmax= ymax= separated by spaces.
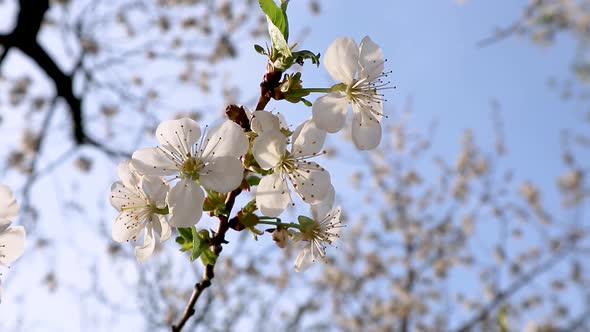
xmin=108 ymin=35 xmax=389 ymax=271
xmin=0 ymin=184 xmax=26 ymax=302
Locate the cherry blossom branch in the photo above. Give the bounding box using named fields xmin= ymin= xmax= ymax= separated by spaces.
xmin=171 ymin=54 xmax=285 ymax=330
xmin=171 ymin=188 xmax=241 ymax=332
xmin=171 ymin=105 xmax=255 ymax=332
xmin=170 ymin=67 xmax=283 ymax=328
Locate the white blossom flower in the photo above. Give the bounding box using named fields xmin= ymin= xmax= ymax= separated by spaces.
xmin=0 ymin=185 xmax=25 ymax=267
xmin=131 ymin=118 xmax=248 ymax=227
xmin=312 ymin=36 xmax=390 ymax=150
xmin=293 ymin=204 xmax=342 ymax=272
xmin=110 ymin=161 xmax=171 ymax=262
xmin=250 ymin=110 xmax=286 ymax=135
xmin=0 ymin=184 xmax=18 ymax=226
xmin=272 ymin=227 xmax=290 ymax=248
xmin=0 ymin=184 xmax=26 ymax=303
xmin=253 ymin=118 xmax=331 ymax=217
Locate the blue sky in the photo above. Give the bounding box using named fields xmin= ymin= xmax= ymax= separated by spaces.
xmin=279 ymin=0 xmax=585 ymax=210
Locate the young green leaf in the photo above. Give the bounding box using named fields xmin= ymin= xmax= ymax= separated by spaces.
xmin=177 ymin=227 xmax=193 ymax=241
xmin=292 ymin=50 xmax=321 ymax=67
xmin=254 ymin=44 xmax=267 ymax=55
xmin=259 ymin=0 xmax=288 ymax=40
xmin=200 ymin=248 xmax=218 ymax=266
xmin=268 ymin=20 xmax=291 ymax=59
xmin=189 ymin=227 xmax=204 ymax=261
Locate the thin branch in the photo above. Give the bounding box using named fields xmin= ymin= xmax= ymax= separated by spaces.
xmin=21 ymin=97 xmax=59 ymax=224
xmin=84 ymin=137 xmax=131 ymax=159
xmin=477 ymin=22 xmax=523 ymax=48
xmin=452 ymin=247 xmax=572 ymax=332
xmin=0 ymin=44 xmax=11 ymax=71
xmin=171 ymin=188 xmax=242 ymax=332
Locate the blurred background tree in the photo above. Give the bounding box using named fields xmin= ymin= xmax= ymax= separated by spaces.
xmin=0 ymin=0 xmax=588 ymax=331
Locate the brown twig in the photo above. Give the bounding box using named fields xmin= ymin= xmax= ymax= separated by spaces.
xmin=255 ymin=61 xmax=283 ymax=110
xmin=170 ymin=188 xmax=241 ymax=332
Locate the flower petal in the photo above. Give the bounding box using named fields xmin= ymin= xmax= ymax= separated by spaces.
xmin=0 ymin=225 xmax=25 ymax=266
xmin=141 ymin=176 xmax=169 ymax=208
xmin=358 ymin=36 xmax=384 ymax=80
xmin=117 ymin=161 xmax=140 ymax=189
xmin=253 ymin=130 xmax=287 ymax=170
xmin=156 ymin=215 xmax=172 ymax=242
xmin=291 ymin=119 xmax=326 ymax=157
xmin=291 ymin=167 xmax=331 ymax=205
xmin=256 ymin=173 xmax=290 ymax=217
xmin=312 ymin=92 xmax=349 ymax=133
xmin=351 ymin=106 xmax=382 ymax=150
xmin=135 ymin=226 xmax=156 ymax=263
xmin=311 ymin=184 xmax=335 ymax=220
xmin=156 ymin=118 xmax=201 ymax=158
xmin=251 ymin=111 xmax=281 ymax=134
xmin=200 ymin=120 xmax=248 ymax=160
xmin=0 ymin=184 xmax=18 ymax=221
xmin=131 ymin=147 xmax=179 ymax=176
xmin=324 ymin=37 xmax=359 ymax=83
xmin=167 ymin=179 xmax=205 ymax=228
xmin=112 ymin=210 xmax=146 ymax=243
xmin=109 ymin=181 xmax=144 ymax=212
xmin=200 ymin=156 xmax=244 ymax=193
xmin=294 ymin=247 xmax=313 ymax=272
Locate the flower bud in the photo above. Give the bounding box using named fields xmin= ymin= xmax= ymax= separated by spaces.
xmin=272 ymin=227 xmax=289 ymax=248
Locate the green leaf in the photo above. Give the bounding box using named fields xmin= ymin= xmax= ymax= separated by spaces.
xmin=301 ymin=98 xmax=312 ymax=107
xmin=246 ymin=175 xmax=261 ymax=186
xmin=200 ymin=248 xmax=217 ymax=266
xmin=268 ymin=21 xmax=291 ymax=59
xmin=177 ymin=227 xmax=193 ymax=241
xmin=259 ymin=0 xmax=288 ymax=40
xmin=180 ymin=242 xmax=193 ymax=252
xmin=189 ymin=227 xmax=204 ymax=261
xmin=176 ymin=236 xmax=194 ymax=252
xmin=292 ymin=50 xmax=321 ymax=67
xmin=254 ymin=44 xmax=267 ymax=55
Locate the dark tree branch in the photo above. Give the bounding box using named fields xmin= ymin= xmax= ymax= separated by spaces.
xmin=0 ymin=43 xmax=11 ymax=69
xmin=17 ymin=40 xmax=86 ymax=144
xmin=0 ymin=0 xmax=127 ymax=156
